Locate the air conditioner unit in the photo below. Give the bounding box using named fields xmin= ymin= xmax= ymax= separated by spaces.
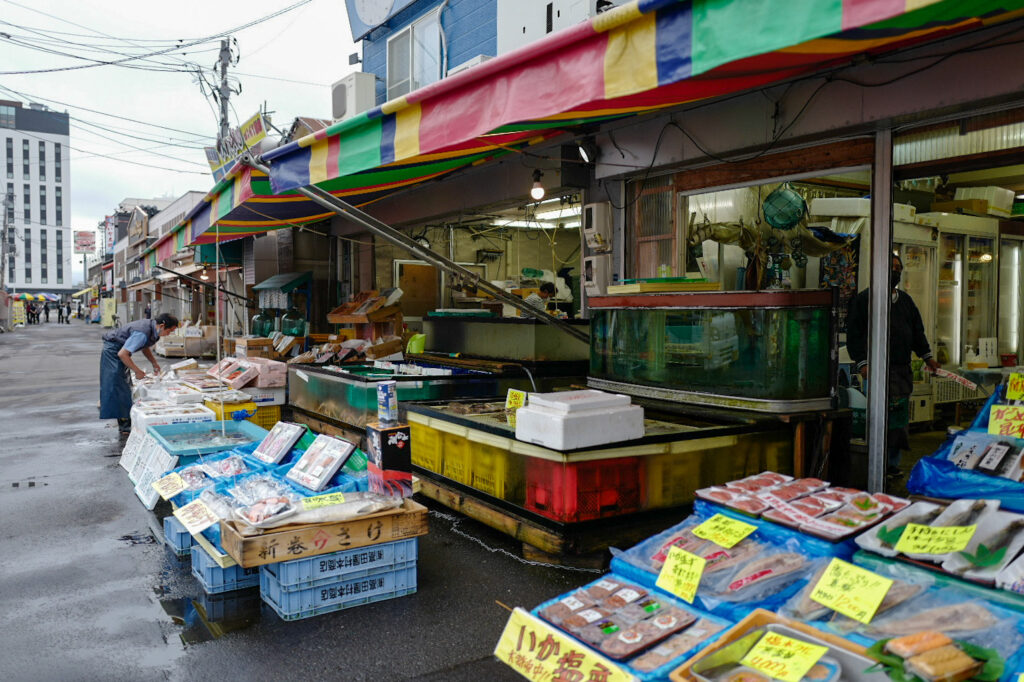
xmin=331 ymin=72 xmax=376 ymax=122
xmin=582 ymin=202 xmax=612 ymax=252
xmin=582 ymin=254 xmax=611 ymax=297
xmin=448 ymin=54 xmax=493 ymax=77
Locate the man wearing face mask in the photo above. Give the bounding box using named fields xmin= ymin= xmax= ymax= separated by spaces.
xmin=846 ymin=253 xmax=940 ymax=477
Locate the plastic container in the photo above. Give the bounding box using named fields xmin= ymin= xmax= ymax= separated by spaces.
xmin=250 ymin=405 xmax=281 ymax=430
xmin=260 ymin=564 xmax=417 ymax=621
xmin=163 ymin=515 xmax=193 ymax=556
xmin=190 ymin=544 xmax=261 ymax=594
xmin=525 ymin=456 xmax=645 ymax=523
xmin=261 ymin=538 xmax=418 ymax=590
xmin=515 ymin=398 xmax=645 ymax=450
xmin=280 ymin=307 xmax=306 ymax=337
xmin=148 ymin=420 xmax=268 ymax=466
xmin=204 ymin=400 xmax=259 ymax=423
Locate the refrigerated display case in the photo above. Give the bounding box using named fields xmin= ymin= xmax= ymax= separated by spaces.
xmin=894 ymin=241 xmax=937 ymax=422
xmin=936 ymin=232 xmax=963 ymax=369
xmin=965 ymin=236 xmax=997 ymax=355
xmin=999 ymin=235 xmax=1023 ymax=364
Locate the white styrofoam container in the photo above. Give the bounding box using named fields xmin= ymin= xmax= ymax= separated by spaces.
xmin=955 ymin=186 xmax=1014 ymax=217
xmin=527 ymin=389 xmax=632 ymax=414
xmin=917 ymin=211 xmax=999 ymax=236
xmin=241 ymin=385 xmax=286 ymax=405
xmin=129 ymin=403 xmax=216 ymax=431
xmin=809 ymin=197 xmax=916 ymax=222
xmin=514 ymin=404 xmax=645 ymax=450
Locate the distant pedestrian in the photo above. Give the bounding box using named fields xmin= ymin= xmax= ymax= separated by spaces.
xmin=64 ymin=302 xmax=71 ymax=324
xmin=43 ymin=302 xmax=50 ymax=323
xmin=27 ymin=303 xmax=36 ymax=324
xmin=77 ymin=302 xmax=83 ymax=321
xmin=58 ymin=304 xmax=65 ymax=324
xmin=144 ymin=303 xmax=151 ymax=319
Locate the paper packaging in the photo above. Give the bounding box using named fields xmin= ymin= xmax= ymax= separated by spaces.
xmin=515 ymin=390 xmax=645 ymax=450
xmin=365 ymin=421 xmax=413 ymax=498
xmin=240 ymin=356 xmax=287 ymax=387
xmin=285 ymin=434 xmax=357 ymax=492
xmin=220 ymin=363 xmax=260 ymax=390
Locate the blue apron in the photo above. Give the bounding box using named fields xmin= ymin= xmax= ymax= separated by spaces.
xmin=99 ymin=340 xmax=132 ymax=420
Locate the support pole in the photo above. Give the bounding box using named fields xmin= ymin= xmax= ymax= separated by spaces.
xmin=867 ymin=129 xmax=894 ymax=492
xmin=244 ymin=156 xmax=589 ymax=344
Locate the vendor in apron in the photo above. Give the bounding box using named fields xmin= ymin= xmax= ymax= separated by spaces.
xmin=100 ymin=313 xmax=178 ymax=434
xmin=847 ymin=254 xmax=939 ymax=478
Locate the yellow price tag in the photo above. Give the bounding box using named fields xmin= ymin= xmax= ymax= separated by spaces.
xmin=302 ymin=492 xmax=346 ymax=510
xmin=172 ymin=500 xmax=219 ymax=535
xmin=506 ymin=389 xmax=527 ymax=411
xmin=151 ymin=472 xmax=185 ymax=500
xmin=989 ymin=404 xmax=1024 ymax=439
xmin=809 ymin=558 xmax=893 ymax=624
xmin=494 ymin=607 xmax=632 ymax=682
xmin=1007 ymin=373 xmax=1024 ymax=401
xmin=656 ymin=546 xmax=705 ymax=604
xmin=692 ymin=514 xmax=757 ymax=549
xmin=894 ymin=523 xmax=977 ymax=554
xmin=740 ymin=632 xmax=829 ymax=682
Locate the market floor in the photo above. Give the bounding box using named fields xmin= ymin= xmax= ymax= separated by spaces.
xmin=0 ymin=322 xmax=591 ymax=682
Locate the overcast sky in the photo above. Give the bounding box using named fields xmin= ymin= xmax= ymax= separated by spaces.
xmin=1 ymin=0 xmax=357 ymax=236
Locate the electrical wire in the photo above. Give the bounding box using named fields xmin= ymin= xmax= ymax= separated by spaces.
xmin=11 ymin=127 xmax=208 ymax=175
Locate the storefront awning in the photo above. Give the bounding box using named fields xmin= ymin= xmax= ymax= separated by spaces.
xmin=263 ymin=0 xmax=1024 ymax=194
xmin=71 ymin=287 xmax=95 ymax=298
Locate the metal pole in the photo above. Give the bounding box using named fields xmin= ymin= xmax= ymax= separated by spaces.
xmin=245 ymin=157 xmax=589 ymax=344
xmin=217 ymin=39 xmax=232 ymax=150
xmin=867 ymin=129 xmax=894 ymax=492
xmin=1 ymin=191 xmax=9 ymax=291
xmin=151 ymin=265 xmax=250 ymax=304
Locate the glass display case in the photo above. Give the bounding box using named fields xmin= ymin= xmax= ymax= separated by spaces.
xmin=965 ymin=236 xmax=996 ymax=353
xmin=936 ymin=233 xmax=963 ymax=367
xmin=999 ymin=236 xmax=1022 ymax=362
xmin=407 ymin=399 xmax=793 ymax=522
xmin=587 ymin=290 xmax=836 ymax=412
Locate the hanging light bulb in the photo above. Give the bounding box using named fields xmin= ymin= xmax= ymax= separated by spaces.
xmin=200 ymin=268 xmax=209 ymax=281
xmin=530 ymin=169 xmax=545 ymax=201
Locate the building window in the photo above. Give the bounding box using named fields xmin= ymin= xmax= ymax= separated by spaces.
xmin=54 ymin=143 xmax=61 ymax=183
xmin=40 ymin=228 xmax=47 ymax=282
xmin=38 ymin=141 xmax=45 ymax=182
xmin=39 ymin=185 xmax=46 ymax=225
xmin=4 ymin=182 xmax=11 ymax=222
xmin=22 ymin=183 xmax=29 ymax=221
xmin=22 ymin=140 xmax=29 ymax=180
xmin=56 ymin=230 xmax=63 ymax=283
xmin=55 ymin=187 xmax=62 ymax=226
xmin=0 ymin=105 xmax=14 ymax=129
xmin=5 ymin=138 xmax=11 ymax=179
xmin=386 ymin=9 xmax=441 ymax=101
xmin=23 ymin=227 xmax=30 ymax=282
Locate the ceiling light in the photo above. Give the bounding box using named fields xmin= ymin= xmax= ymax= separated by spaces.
xmin=577 ymin=137 xmax=599 ymax=164
xmin=979 ymin=253 xmax=993 ymax=263
xmin=536 ymin=206 xmax=582 ymax=221
xmin=530 ymin=169 xmax=545 ymax=201
xmin=200 ymin=268 xmax=209 ymax=281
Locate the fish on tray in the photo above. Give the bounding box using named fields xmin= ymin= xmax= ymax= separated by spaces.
xmin=952 ymin=519 xmax=1024 ymax=575
xmin=935 ymin=500 xmax=991 ymax=528
xmin=721 ymin=553 xmax=805 ymax=596
xmin=868 ymin=602 xmax=998 ymax=637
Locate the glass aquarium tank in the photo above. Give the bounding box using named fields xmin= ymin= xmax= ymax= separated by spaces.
xmin=588 ymin=290 xmax=836 ymax=412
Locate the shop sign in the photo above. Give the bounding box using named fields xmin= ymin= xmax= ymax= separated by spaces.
xmin=691 ymin=514 xmax=756 ymax=549
xmin=989 ymin=404 xmax=1024 ymax=439
xmin=74 ymin=230 xmax=96 ymax=254
xmin=1004 ymin=373 xmax=1023 ymax=401
xmin=302 ymin=492 xmax=346 ymax=510
xmin=656 ymin=546 xmax=704 ymax=604
xmin=152 ymin=472 xmax=185 ymax=500
xmin=494 ymin=607 xmax=633 ymax=682
xmin=808 ymin=558 xmax=893 ymax=624
xmin=893 ymin=523 xmax=976 ymax=554
xmin=173 ymin=499 xmax=219 ymax=535
xmin=740 ymin=632 xmax=828 ymax=682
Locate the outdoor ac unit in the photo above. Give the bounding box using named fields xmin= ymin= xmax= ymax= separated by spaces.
xmin=582 ymin=202 xmax=612 ymax=252
xmin=448 ymin=54 xmax=493 ymax=77
xmin=331 ymin=72 xmax=376 ymax=122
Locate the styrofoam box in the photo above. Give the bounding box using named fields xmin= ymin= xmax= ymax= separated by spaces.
xmin=916 ymin=211 xmax=999 ymax=236
xmin=527 ymin=389 xmax=632 ymax=414
xmin=955 ymin=186 xmax=1014 ymax=217
xmin=515 ymin=403 xmax=645 ymax=450
xmin=130 ymin=403 xmax=216 ymax=430
xmin=241 ymin=386 xmax=286 ymax=405
xmin=809 ymin=197 xmax=916 ymax=222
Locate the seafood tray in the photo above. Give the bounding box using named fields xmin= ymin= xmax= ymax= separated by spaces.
xmin=191 ymin=544 xmax=260 ymax=594
xmin=163 ymin=515 xmax=193 ymax=557
xmin=261 ymin=538 xmax=418 ymax=591
xmin=260 ymin=564 xmax=417 ymax=621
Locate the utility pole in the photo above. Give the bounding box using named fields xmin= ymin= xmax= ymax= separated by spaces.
xmin=217 ymin=38 xmax=232 ymax=153
xmin=1 ymin=190 xmax=10 ymax=291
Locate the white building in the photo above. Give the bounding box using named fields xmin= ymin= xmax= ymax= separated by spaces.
xmin=2 ymin=99 xmax=72 ymax=293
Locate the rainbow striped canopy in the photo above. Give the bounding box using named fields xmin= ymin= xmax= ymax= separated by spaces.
xmin=146 ymin=0 xmax=1024 ymax=266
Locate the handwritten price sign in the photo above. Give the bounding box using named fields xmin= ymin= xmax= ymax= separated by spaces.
xmin=172 ymin=500 xmax=219 ymax=535
xmin=740 ymin=632 xmax=828 ymax=682
xmin=692 ymin=514 xmax=757 ymax=549
xmin=989 ymin=404 xmax=1024 ymax=439
xmin=151 ymin=472 xmax=185 ymax=500
xmin=506 ymin=389 xmax=527 ymax=411
xmin=656 ymin=546 xmax=706 ymax=603
xmin=494 ymin=607 xmax=631 ymax=682
xmin=1006 ymin=373 xmax=1023 ymax=401
xmin=302 ymin=492 xmax=346 ymax=510
xmin=894 ymin=523 xmax=977 ymax=554
xmin=809 ymin=558 xmax=893 ymax=624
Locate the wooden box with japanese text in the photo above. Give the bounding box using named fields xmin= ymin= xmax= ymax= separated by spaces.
xmin=219 ymin=498 xmax=428 ymax=568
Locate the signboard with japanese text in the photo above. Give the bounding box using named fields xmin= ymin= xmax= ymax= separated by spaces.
xmin=494 ymin=607 xmax=633 ymax=682
xmin=692 ymin=514 xmax=756 ymax=549
xmin=656 ymin=546 xmax=705 ymax=603
xmin=990 ymin=404 xmax=1024 ymax=439
xmin=1008 ymin=373 xmax=1024 ymax=401
xmin=74 ymin=230 xmax=96 ymax=255
xmin=105 ymin=215 xmax=116 ymax=255
xmin=208 ymin=111 xmax=270 ymax=181
xmin=808 ymin=558 xmax=893 ymax=624
xmin=894 ymin=523 xmax=977 ymax=554
xmin=740 ymin=632 xmax=828 ymax=682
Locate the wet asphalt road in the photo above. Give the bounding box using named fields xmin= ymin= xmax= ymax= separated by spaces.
xmin=0 ymin=322 xmax=592 ymax=681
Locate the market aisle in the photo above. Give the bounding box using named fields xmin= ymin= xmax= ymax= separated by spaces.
xmin=0 ymin=322 xmax=588 ymax=681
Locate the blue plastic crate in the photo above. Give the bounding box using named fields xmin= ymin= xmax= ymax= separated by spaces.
xmin=260 ymin=564 xmax=417 ymax=621
xmin=196 ymin=587 xmax=261 ymax=623
xmin=262 ymin=538 xmax=418 ymax=590
xmin=190 ymin=544 xmax=261 ymax=594
xmin=163 ymin=515 xmax=193 ymax=556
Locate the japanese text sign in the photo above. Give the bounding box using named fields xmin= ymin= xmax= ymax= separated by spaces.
xmin=893 ymin=523 xmax=976 ymax=554
xmin=494 ymin=607 xmax=633 ymax=682
xmin=172 ymin=500 xmax=219 ymax=535
xmin=692 ymin=514 xmax=756 ymax=549
xmin=740 ymin=632 xmax=828 ymax=682
xmin=656 ymin=547 xmax=705 ymax=604
xmin=302 ymin=492 xmax=346 ymax=510
xmin=506 ymin=389 xmax=527 ymax=411
xmin=151 ymin=472 xmax=185 ymax=501
xmin=809 ymin=558 xmax=893 ymax=624
xmin=1007 ymin=373 xmax=1024 ymax=401
xmin=990 ymin=404 xmax=1024 ymax=439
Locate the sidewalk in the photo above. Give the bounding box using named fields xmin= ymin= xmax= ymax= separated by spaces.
xmin=0 ymin=322 xmax=592 ymax=681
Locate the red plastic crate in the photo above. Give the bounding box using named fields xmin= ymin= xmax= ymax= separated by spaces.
xmin=525 ymin=456 xmax=645 ymax=523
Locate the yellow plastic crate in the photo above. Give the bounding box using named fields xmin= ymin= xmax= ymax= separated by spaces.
xmin=441 ymin=431 xmax=472 ymax=486
xmin=252 ymin=405 xmax=281 ymax=430
xmin=646 ymin=451 xmax=702 ymax=508
xmin=203 ymin=401 xmax=280 ymax=430
xmin=204 ymin=400 xmax=259 ymax=422
xmin=470 ymin=440 xmax=524 ymax=503
xmin=410 ymin=420 xmax=443 ymax=473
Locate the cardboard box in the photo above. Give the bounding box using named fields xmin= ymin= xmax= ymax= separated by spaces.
xmin=235 ymin=337 xmax=275 ymax=355
xmin=365 ymin=338 xmax=404 ymax=360
xmin=365 ymin=422 xmax=413 ymax=498
xmin=219 ymin=498 xmax=428 ymax=568
xmin=241 ymin=356 xmax=288 ymax=387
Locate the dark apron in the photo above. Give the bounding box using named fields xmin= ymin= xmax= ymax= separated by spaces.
xmin=99 ymin=340 xmax=132 ymax=420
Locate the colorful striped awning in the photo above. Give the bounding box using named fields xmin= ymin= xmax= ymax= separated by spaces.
xmin=264 ymin=0 xmax=1024 ymax=193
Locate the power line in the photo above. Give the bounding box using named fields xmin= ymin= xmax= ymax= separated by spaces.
xmin=13 ymin=126 xmax=208 ymax=175
xmin=69 ymin=123 xmax=208 ymax=167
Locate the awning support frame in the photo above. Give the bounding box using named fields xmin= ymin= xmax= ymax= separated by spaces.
xmin=245 ymin=156 xmax=589 ymax=344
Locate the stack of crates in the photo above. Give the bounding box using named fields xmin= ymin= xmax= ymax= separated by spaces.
xmin=163 ymin=515 xmax=193 ymax=558
xmin=260 ymin=538 xmax=418 ymax=621
xmin=191 ymin=544 xmax=261 ymax=594
xmin=250 ymin=405 xmax=281 ymax=430
xmin=203 ymin=399 xmax=281 ymax=430
xmin=525 ymin=456 xmax=644 ymax=522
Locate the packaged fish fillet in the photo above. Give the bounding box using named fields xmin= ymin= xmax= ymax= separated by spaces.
xmin=941 ymin=510 xmax=1024 ymax=583
xmin=855 ymin=501 xmax=945 ymax=558
xmin=710 ymin=549 xmax=810 ymax=603
xmin=226 ymin=474 xmax=294 ymax=506
xmin=899 ymin=499 xmax=1000 ymax=563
